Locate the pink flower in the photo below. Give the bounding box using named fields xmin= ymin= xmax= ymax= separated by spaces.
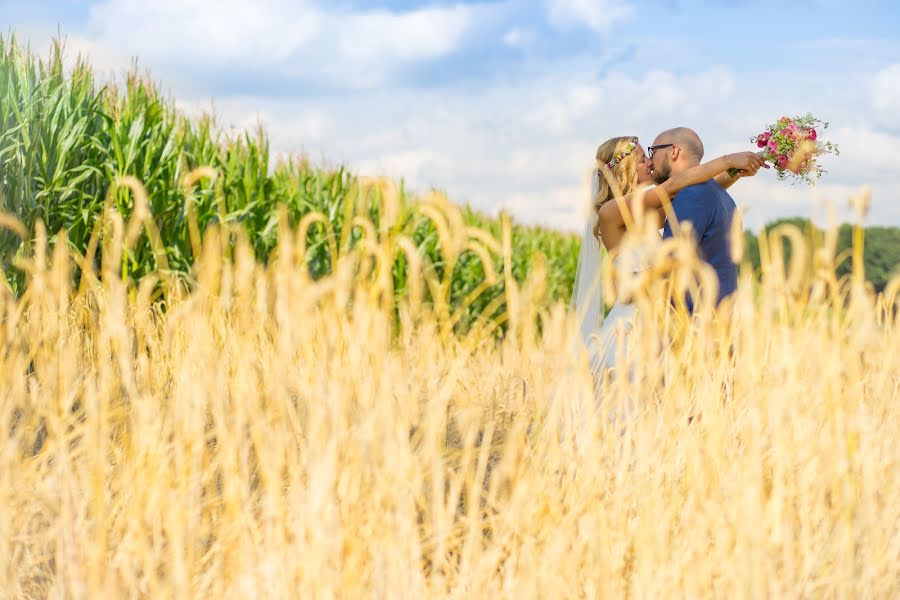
xmin=747 ymin=115 xmax=837 ymax=181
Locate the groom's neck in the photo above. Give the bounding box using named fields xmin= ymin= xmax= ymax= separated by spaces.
xmin=669 ymin=159 xmax=700 ymax=176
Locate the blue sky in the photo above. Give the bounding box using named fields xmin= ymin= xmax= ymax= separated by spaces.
xmin=5 ymin=0 xmax=900 ymax=230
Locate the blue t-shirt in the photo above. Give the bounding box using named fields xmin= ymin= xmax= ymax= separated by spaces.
xmin=662 ymin=180 xmax=738 ymax=309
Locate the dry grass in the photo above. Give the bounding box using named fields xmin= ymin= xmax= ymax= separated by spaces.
xmin=0 ymin=182 xmax=898 ymax=599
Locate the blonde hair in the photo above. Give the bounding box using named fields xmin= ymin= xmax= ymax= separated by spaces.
xmin=593 ymin=135 xmax=640 ymax=241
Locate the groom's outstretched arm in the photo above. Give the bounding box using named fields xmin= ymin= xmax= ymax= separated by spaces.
xmin=661 ymin=188 xmax=710 ymax=245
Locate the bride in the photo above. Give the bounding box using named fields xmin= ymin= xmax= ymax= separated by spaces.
xmin=571 ymin=136 xmax=765 ymax=378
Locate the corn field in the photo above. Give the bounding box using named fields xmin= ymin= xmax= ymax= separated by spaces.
xmin=0 ymin=36 xmax=578 ymax=324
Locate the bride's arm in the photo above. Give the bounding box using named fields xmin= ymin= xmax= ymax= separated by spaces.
xmin=657 ymin=151 xmax=767 ymax=197
xmin=657 ymin=157 xmax=763 ymax=230
xmin=715 ymin=151 xmax=768 ymax=189
xmin=597 ymin=151 xmax=765 ymax=249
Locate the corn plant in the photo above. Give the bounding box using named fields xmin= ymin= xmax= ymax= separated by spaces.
xmin=0 ymin=36 xmax=579 ymax=325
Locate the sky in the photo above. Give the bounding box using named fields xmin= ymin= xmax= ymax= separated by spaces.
xmin=4 ymin=0 xmax=900 ymax=232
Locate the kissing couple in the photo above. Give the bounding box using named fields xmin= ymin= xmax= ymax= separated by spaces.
xmin=572 ymin=127 xmax=769 ymax=377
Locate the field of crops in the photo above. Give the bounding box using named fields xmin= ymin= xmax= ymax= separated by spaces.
xmin=0 ymin=38 xmax=578 ymax=326
xmin=1 ymin=37 xmax=900 ymax=598
xmin=1 ymin=187 xmax=898 ymax=596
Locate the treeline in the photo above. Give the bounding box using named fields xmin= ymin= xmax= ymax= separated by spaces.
xmin=743 ymin=218 xmax=899 ymax=292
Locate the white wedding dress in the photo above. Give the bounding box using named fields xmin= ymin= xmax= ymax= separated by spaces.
xmin=580 ymin=249 xmax=644 ymax=378
xmin=572 ymin=179 xmax=653 ymax=381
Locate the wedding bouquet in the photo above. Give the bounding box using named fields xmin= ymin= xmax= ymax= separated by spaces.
xmin=752 ymin=113 xmax=839 ymax=184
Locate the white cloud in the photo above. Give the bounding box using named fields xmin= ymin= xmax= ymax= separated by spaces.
xmin=356 ymin=148 xmax=439 ymax=187
xmin=728 ymin=177 xmax=891 ymax=232
xmin=56 ymin=35 xmax=134 ymax=76
xmin=871 ymin=64 xmax=900 ymax=132
xmin=338 ymin=10 xmax=470 ymax=61
xmin=78 ymin=0 xmax=479 ymax=90
xmin=544 ymin=0 xmax=634 ymax=33
xmin=502 ymin=27 xmax=536 ymax=48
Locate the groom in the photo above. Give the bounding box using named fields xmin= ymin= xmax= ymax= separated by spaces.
xmin=648 ymin=127 xmax=752 ymax=311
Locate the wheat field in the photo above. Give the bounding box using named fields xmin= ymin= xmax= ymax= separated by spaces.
xmin=0 ymin=178 xmax=898 ymax=599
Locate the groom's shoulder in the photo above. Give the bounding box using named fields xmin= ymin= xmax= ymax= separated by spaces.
xmin=680 ymin=180 xmax=729 ymax=204
xmin=686 ymin=180 xmax=720 ymax=195
xmin=707 ymin=179 xmax=737 ymax=208
xmin=669 ymin=185 xmax=711 ymax=225
xmin=673 ymin=182 xmax=710 ymax=205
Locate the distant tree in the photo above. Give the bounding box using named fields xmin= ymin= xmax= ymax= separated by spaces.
xmin=742 ymin=230 xmax=760 ymax=272
xmin=741 ymin=217 xmax=820 ymax=275
xmin=738 ymin=219 xmax=899 ymax=292
xmin=835 ymin=225 xmax=900 ymax=292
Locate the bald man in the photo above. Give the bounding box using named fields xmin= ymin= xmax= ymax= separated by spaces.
xmin=648 ymin=127 xmax=738 ymax=310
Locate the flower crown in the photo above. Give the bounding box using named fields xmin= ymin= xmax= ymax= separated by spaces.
xmin=605 ymin=142 xmax=636 ymax=170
